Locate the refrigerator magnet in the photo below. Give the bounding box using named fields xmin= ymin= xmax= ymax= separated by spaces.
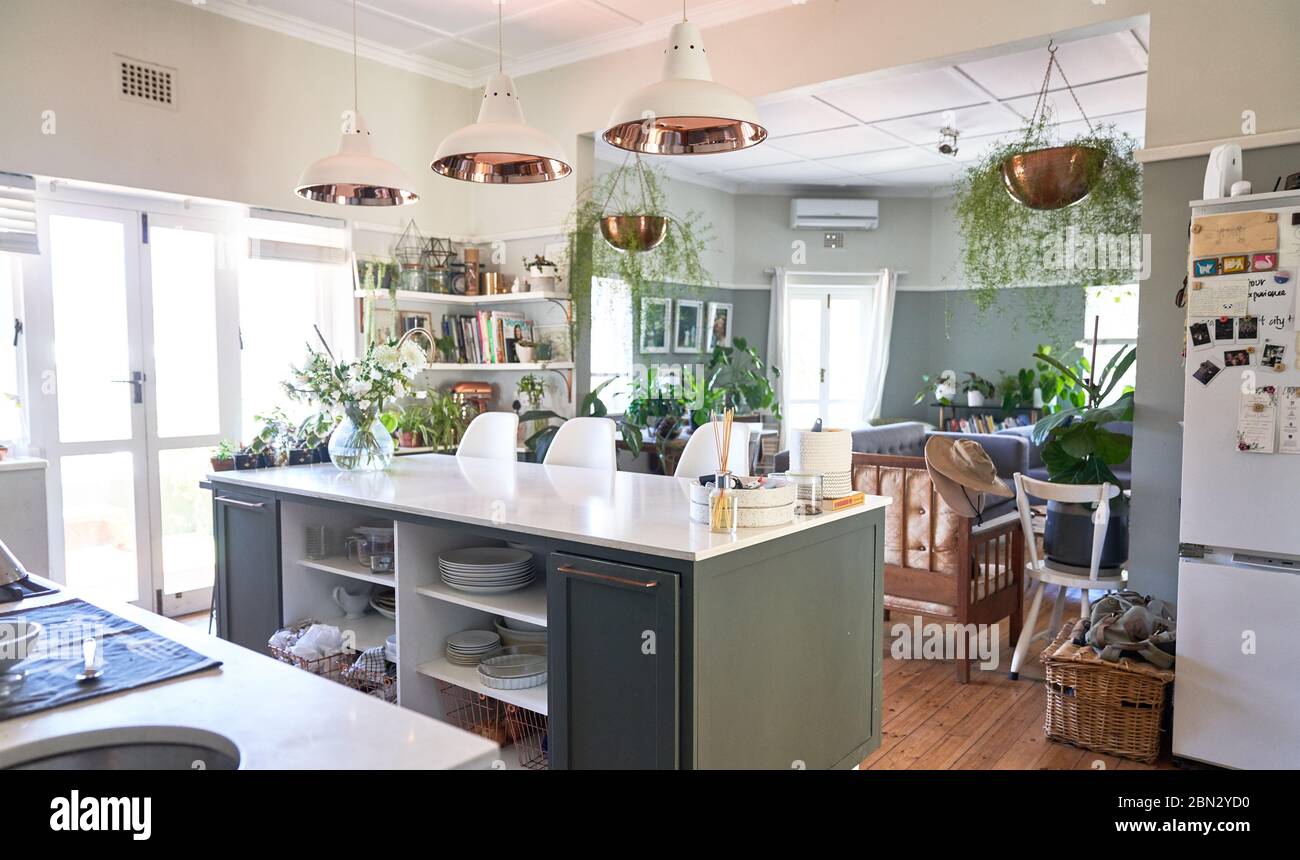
xmin=1251 ymin=252 xmax=1278 ymax=272
xmin=1193 ymin=358 xmax=1223 ymax=386
xmin=1193 ymin=257 xmax=1220 ymax=276
xmin=1221 ymin=255 xmax=1250 ymax=274
xmin=1275 ymin=270 xmax=1291 ymax=285
xmin=1190 ymin=321 xmax=1214 ymax=350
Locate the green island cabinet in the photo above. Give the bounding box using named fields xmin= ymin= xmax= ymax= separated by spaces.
xmin=205 ymin=456 xmax=885 ymax=769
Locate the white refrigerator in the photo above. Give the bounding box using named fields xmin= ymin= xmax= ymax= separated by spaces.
xmin=1175 ymin=190 xmax=1300 ymax=769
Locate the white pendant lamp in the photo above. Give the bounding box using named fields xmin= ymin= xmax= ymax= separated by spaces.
xmin=604 ymin=3 xmax=766 ymax=156
xmin=295 ymin=0 xmax=417 ymax=206
xmin=432 ymin=4 xmax=572 ymax=184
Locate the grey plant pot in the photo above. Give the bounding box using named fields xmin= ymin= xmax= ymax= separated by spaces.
xmin=1042 ymin=500 xmax=1129 ymax=570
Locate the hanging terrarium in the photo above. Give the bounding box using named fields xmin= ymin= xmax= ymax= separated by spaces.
xmin=392 ymin=220 xmax=428 ymax=291
xmin=598 ymin=153 xmax=669 ymax=252
xmin=1000 ymin=42 xmax=1106 ymax=210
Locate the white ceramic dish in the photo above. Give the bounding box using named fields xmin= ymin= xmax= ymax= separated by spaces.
xmin=439 ymin=547 xmax=532 ymax=567
xmin=442 ymin=579 xmax=535 ymax=595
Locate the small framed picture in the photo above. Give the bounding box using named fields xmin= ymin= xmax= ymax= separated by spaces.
xmin=1221 ymin=255 xmax=1250 ymax=274
xmin=1237 ymin=315 xmax=1260 ymax=343
xmin=1193 ymin=258 xmax=1220 ymax=277
xmin=1224 ymin=348 xmax=1253 ymax=367
xmin=673 ymin=299 xmax=704 ymax=353
xmin=1251 ymin=252 xmax=1278 ymax=272
xmin=400 ymin=311 xmax=433 ymax=335
xmin=1193 ymin=359 xmax=1223 ymax=386
xmin=1214 ymin=317 xmax=1236 ymax=342
xmin=706 ymin=301 xmax=733 ymax=351
xmin=640 ymin=297 xmax=671 ymax=354
xmin=1189 ymin=321 xmax=1213 ymax=350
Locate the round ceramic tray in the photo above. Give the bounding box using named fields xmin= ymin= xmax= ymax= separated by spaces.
xmin=689 ymin=500 xmax=794 ymax=528
xmin=477 ymin=652 xmax=548 ymax=689
xmin=687 ymin=480 xmax=796 ymax=508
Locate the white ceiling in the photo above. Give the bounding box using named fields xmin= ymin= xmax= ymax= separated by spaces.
xmin=612 ymin=27 xmax=1150 ymax=194
xmin=185 ymin=0 xmax=790 ymax=86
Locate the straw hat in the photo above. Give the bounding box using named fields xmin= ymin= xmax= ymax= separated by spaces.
xmin=924 ymin=435 xmax=1012 ymax=518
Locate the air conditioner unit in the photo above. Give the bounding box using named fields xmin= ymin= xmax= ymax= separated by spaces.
xmin=790 ymin=198 xmax=879 ymax=230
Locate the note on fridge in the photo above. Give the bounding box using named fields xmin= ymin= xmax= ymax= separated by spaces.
xmin=1236 ymin=386 xmax=1277 ymax=453
xmin=1187 ymin=276 xmax=1250 ymax=317
xmin=1281 ymin=387 xmax=1300 ymax=454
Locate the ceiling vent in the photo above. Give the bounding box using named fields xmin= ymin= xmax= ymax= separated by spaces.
xmin=116 ymin=55 xmax=176 ymax=110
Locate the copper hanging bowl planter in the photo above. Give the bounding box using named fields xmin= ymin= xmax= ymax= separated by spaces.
xmin=1000 ymin=144 xmax=1106 ymax=211
xmin=600 ymin=214 xmax=669 ymax=253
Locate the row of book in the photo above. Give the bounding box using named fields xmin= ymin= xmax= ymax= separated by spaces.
xmin=439 ymin=310 xmax=534 ymax=365
xmin=942 ymin=413 xmax=1031 ymax=434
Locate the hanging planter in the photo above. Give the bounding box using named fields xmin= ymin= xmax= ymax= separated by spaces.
xmin=597 ymin=154 xmax=671 ymax=253
xmin=951 ymin=40 xmax=1142 ymax=320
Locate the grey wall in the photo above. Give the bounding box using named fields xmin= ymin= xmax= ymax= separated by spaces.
xmin=879 ymin=286 xmax=1086 ymax=422
xmin=1129 ymin=143 xmax=1300 ymax=602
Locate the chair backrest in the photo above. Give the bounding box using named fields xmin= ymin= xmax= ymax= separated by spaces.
xmin=544 ymin=417 xmax=617 ymax=471
xmin=673 ymin=421 xmax=751 ymax=478
xmin=456 ymin=412 xmax=519 ymax=461
xmin=1013 ymin=472 xmax=1121 ymax=582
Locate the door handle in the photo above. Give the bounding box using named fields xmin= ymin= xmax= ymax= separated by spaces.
xmin=820 ymin=368 xmax=826 ymax=383
xmin=557 ymin=564 xmax=658 ymax=589
xmin=111 ymin=371 xmax=146 ymax=404
xmin=215 ymin=496 xmax=267 ymax=511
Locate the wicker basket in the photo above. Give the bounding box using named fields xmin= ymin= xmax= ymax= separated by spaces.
xmin=1040 ymin=623 xmax=1173 ymax=763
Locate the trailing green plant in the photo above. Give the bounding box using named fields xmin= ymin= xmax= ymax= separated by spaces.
xmin=211 ymin=439 xmax=236 ymax=462
xmin=913 ymin=370 xmax=957 ymax=406
xmin=704 ymin=336 xmax=781 ymax=419
xmin=1031 ymin=344 xmax=1135 ymax=498
xmin=516 ymin=373 xmax=547 ymax=409
xmin=951 ymin=106 xmax=1142 ymax=318
xmin=565 ymin=158 xmax=714 ymax=335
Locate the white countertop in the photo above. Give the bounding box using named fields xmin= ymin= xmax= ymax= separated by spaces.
xmin=0 ymin=580 xmax=499 ymax=769
xmin=0 ymin=456 xmax=47 ymax=473
xmin=208 ymin=455 xmax=890 ymax=561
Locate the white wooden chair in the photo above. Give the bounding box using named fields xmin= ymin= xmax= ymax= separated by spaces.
xmin=543 ymin=417 xmax=617 ymax=471
xmin=1008 ymin=472 xmax=1127 ymax=680
xmin=456 ymin=412 xmax=519 ymax=461
xmin=673 ymin=421 xmax=751 ymax=478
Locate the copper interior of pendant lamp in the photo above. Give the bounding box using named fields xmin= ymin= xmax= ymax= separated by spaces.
xmin=604 ymin=116 xmax=767 ymax=156
xmin=432 ymin=153 xmax=571 ymax=184
xmin=296 ymin=182 xmax=416 ymax=206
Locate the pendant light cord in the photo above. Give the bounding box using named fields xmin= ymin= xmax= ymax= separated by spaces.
xmin=498 ymin=1 xmax=503 ymax=73
xmin=352 ymin=0 xmax=358 ymax=117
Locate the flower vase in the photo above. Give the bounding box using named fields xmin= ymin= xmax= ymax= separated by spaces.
xmin=328 ymin=415 xmax=395 ymax=472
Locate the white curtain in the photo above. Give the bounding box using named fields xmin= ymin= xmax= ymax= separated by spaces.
xmin=860 ymin=267 xmax=897 ymax=422
xmin=767 ymin=267 xmax=790 ymax=448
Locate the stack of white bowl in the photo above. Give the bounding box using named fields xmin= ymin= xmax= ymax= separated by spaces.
xmin=494 ymin=616 xmax=547 ymax=648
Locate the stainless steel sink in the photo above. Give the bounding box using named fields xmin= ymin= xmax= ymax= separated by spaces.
xmin=0 ymin=726 xmax=240 ymax=770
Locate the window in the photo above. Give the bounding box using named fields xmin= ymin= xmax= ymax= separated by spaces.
xmin=1081 ymin=284 xmax=1138 ymax=404
xmin=588 ymin=277 xmax=633 ymax=414
xmin=0 ymin=254 xmax=23 ymax=444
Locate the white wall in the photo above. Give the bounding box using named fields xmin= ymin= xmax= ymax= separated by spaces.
xmin=0 ymin=0 xmax=476 ymax=236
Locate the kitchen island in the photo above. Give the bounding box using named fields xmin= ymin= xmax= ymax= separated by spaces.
xmin=0 ymin=576 xmax=499 ymax=769
xmin=205 ymin=454 xmax=889 ymax=769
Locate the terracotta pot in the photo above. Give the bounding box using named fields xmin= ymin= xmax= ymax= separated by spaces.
xmin=600 ymin=215 xmax=669 ymax=252
xmin=209 ymin=457 xmax=234 ymax=472
xmin=399 ymin=431 xmax=420 ymax=449
xmin=1000 ymin=145 xmax=1106 ymax=210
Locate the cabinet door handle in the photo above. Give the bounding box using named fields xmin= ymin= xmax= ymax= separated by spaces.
xmin=215 ymin=495 xmax=267 ymax=511
xmin=557 ymin=564 xmax=658 ymax=589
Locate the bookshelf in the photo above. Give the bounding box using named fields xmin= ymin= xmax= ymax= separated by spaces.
xmin=931 ymin=402 xmax=1040 ymax=433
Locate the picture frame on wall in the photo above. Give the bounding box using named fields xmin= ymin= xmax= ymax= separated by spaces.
xmin=400 ymin=311 xmax=433 ymax=336
xmin=673 ymin=299 xmax=704 ymax=353
xmin=640 ymin=297 xmax=671 ymax=354
xmin=706 ymin=301 xmax=733 ymax=351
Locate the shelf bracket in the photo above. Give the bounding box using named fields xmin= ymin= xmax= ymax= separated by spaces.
xmin=542 ymin=363 xmax=573 ymax=401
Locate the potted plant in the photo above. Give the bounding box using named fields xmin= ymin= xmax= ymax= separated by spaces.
xmin=951 ymin=47 xmax=1141 ymax=318
xmin=1031 ymin=343 xmax=1135 ymax=569
xmin=703 ymin=336 xmax=781 ymax=420
xmin=210 ymin=440 xmax=236 ymax=472
xmin=283 ymin=335 xmax=424 ymax=472
xmin=423 ymin=390 xmax=468 ymax=452
xmin=913 ymin=370 xmax=958 ymax=407
xmin=393 ymin=404 xmax=433 ymax=449
xmin=960 ymin=372 xmax=996 ymax=408
xmin=522 ymin=377 xmax=641 ymax=464
xmin=233 ymin=445 xmax=259 ymax=470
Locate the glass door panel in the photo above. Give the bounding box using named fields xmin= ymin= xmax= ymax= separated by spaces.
xmin=156 ymin=446 xmax=216 ymax=597
xmin=59 ymin=452 xmax=140 ymax=604
xmin=149 ymin=226 xmax=220 ymax=438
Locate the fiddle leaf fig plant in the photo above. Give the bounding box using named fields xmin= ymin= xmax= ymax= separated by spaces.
xmin=1031 ymin=344 xmax=1135 ymax=492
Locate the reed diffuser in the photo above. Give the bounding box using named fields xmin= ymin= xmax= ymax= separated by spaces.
xmin=708 ymin=409 xmax=738 ymax=534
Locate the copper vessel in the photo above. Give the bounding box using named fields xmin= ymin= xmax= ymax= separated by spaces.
xmin=600 ymin=215 xmax=669 ymax=252
xmin=1000 ymin=145 xmax=1105 ymax=210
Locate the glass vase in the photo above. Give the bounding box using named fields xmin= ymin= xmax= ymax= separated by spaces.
xmin=328 ymin=415 xmax=394 ymax=472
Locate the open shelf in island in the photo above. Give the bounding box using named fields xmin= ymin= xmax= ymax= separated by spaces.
xmin=416 ymin=657 xmax=547 ymax=715
xmin=416 ymin=578 xmax=546 ymax=628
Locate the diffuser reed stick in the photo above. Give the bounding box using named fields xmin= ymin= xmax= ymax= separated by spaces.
xmin=709 ymin=409 xmax=737 ymax=533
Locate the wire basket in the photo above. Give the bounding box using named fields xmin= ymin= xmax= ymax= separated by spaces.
xmin=341 ymin=664 xmax=398 ymax=704
xmin=1040 ymin=623 xmax=1173 ymax=763
xmin=438 ymin=682 xmax=510 ymax=746
xmin=505 ymin=705 xmax=549 ymax=770
xmin=268 ymin=619 xmax=356 ymax=681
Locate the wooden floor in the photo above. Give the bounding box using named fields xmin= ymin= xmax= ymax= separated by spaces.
xmin=858 ymin=589 xmax=1175 ymax=770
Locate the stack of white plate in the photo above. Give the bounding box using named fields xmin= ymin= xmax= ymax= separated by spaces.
xmin=439 ymin=547 xmax=534 ymax=594
xmin=445 ymin=629 xmax=502 ymax=666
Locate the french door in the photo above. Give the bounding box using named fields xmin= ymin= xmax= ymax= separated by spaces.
xmin=31 ymin=199 xmax=240 ymax=614
xmin=785 ymin=284 xmax=874 ymax=430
